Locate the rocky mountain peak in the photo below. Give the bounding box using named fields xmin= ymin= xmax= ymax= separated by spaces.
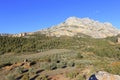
xmin=38 ymin=17 xmax=120 ymax=38
xmin=64 ymin=17 xmax=94 ymax=26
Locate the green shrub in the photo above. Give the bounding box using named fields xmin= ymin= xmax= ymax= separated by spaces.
xmin=0 ymin=51 xmax=5 ymax=55
xmin=50 ymin=54 xmax=61 ymax=63
xmin=28 ymin=68 xmax=36 ymax=76
xmin=76 ymin=52 xmax=83 ymax=59
xmin=66 ymin=71 xmax=78 ymax=79
xmin=36 ymin=75 xmax=48 ymax=80
xmin=21 ymin=73 xmax=29 ymax=80
xmin=57 ymin=61 xmax=67 ymax=68
xmin=76 ymin=75 xmax=86 ymax=80
xmin=67 ymin=61 xmax=75 ymax=67
xmin=50 ymin=62 xmax=57 ymax=70
xmin=42 ymin=62 xmax=57 ymax=70
xmin=15 ymin=67 xmax=24 ymax=74
xmin=6 ymin=74 xmax=16 ymax=80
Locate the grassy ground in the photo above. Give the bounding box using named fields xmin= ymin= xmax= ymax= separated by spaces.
xmin=0 ymin=48 xmax=118 ymax=80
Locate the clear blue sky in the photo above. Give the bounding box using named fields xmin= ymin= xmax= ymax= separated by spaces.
xmin=0 ymin=0 xmax=120 ymax=33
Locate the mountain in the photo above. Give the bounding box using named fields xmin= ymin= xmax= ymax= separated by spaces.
xmin=1 ymin=17 xmax=119 ymax=38
xmin=36 ymin=17 xmax=120 ymax=38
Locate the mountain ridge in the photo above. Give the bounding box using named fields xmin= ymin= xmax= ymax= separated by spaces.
xmin=36 ymin=17 xmax=120 ymax=38
xmin=1 ymin=17 xmax=120 ymax=38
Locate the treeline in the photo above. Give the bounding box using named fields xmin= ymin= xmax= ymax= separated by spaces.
xmin=1 ymin=33 xmax=120 ymax=59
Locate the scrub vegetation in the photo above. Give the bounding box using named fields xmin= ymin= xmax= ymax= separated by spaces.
xmin=0 ymin=34 xmax=120 ymax=80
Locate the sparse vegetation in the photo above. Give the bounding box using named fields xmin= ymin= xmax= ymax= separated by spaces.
xmin=1 ymin=34 xmax=120 ymax=80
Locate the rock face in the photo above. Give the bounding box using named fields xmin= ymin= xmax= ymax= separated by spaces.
xmin=89 ymin=71 xmax=120 ymax=80
xmin=38 ymin=17 xmax=120 ymax=38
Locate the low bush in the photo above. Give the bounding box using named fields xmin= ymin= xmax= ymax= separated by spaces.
xmin=21 ymin=73 xmax=29 ymax=80
xmin=76 ymin=52 xmax=83 ymax=59
xmin=42 ymin=62 xmax=57 ymax=70
xmin=66 ymin=71 xmax=79 ymax=79
xmin=6 ymin=74 xmax=16 ymax=80
xmin=36 ymin=75 xmax=48 ymax=80
xmin=76 ymin=75 xmax=86 ymax=80
xmin=57 ymin=61 xmax=67 ymax=68
xmin=15 ymin=67 xmax=24 ymax=74
xmin=50 ymin=62 xmax=57 ymax=70
xmin=67 ymin=61 xmax=75 ymax=67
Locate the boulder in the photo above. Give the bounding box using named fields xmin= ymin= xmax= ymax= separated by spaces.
xmin=89 ymin=71 xmax=120 ymax=80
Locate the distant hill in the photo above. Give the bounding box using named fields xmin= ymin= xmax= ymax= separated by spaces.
xmin=36 ymin=17 xmax=120 ymax=38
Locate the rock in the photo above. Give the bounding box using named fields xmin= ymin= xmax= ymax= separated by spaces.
xmin=89 ymin=71 xmax=120 ymax=80
xmin=117 ymin=37 xmax=120 ymax=43
xmin=89 ymin=74 xmax=97 ymax=80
